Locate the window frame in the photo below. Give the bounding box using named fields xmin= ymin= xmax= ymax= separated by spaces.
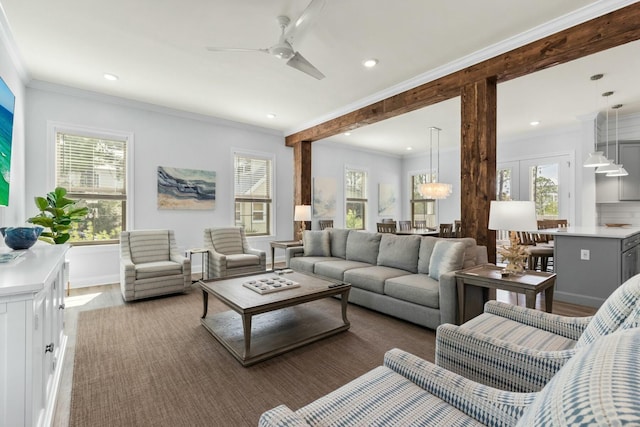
xmin=344 ymin=166 xmax=368 ymax=230
xmin=47 ymin=121 xmax=134 ymax=246
xmin=233 ymin=150 xmax=274 ymax=237
xmin=410 ymin=172 xmax=436 ymax=228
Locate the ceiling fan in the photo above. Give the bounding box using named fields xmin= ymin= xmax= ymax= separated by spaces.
xmin=206 ymin=0 xmax=326 ymax=80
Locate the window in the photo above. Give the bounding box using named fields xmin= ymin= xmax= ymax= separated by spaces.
xmin=234 ymin=152 xmax=272 ymax=236
xmin=410 ymin=173 xmax=436 ymax=228
xmin=345 ymin=168 xmax=367 ymax=230
xmin=54 ymin=128 xmax=129 ymax=245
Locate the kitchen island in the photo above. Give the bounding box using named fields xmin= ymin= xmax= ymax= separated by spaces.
xmin=542 ymin=226 xmax=640 ymax=307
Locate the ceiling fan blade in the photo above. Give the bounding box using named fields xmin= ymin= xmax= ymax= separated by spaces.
xmin=286 ymin=52 xmax=325 ymax=80
xmin=206 ymin=47 xmax=269 ymax=54
xmin=284 ymin=0 xmax=326 ymax=44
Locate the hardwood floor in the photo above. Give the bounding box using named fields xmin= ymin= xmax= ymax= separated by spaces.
xmin=53 ymin=275 xmax=597 ymax=426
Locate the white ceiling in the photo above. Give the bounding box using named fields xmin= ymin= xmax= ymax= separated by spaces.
xmin=1 ymin=0 xmax=639 ymax=155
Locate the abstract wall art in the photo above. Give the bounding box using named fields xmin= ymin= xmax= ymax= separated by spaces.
xmin=378 ymin=183 xmax=397 ymax=216
xmin=313 ymin=177 xmax=337 ymax=217
xmin=0 ymin=77 xmax=16 ymax=206
xmin=157 ymin=166 xmax=216 ymax=210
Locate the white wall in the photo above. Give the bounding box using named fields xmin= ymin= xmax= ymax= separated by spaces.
xmin=24 ymin=82 xmax=294 ymax=287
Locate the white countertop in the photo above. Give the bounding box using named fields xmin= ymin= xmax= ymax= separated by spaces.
xmin=542 ymin=226 xmax=640 ymax=239
xmin=0 ymin=244 xmax=69 ymax=296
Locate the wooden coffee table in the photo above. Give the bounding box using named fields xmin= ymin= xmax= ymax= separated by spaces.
xmin=200 ymin=271 xmax=351 ymax=366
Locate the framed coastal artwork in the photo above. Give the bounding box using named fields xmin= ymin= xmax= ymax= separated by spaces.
xmin=0 ymin=77 xmax=16 ymax=206
xmin=378 ymin=183 xmax=397 ymax=216
xmin=157 ymin=166 xmax=216 ymax=210
xmin=313 ymin=177 xmax=337 ymax=217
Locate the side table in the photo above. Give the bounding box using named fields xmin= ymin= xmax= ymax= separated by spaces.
xmin=456 ymin=264 xmax=556 ymax=324
xmin=270 ymin=240 xmax=303 ymax=270
xmin=186 ymin=248 xmax=209 ymax=283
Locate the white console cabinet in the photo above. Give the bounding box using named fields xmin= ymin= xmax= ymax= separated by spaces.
xmin=0 ymin=244 xmax=69 ymax=427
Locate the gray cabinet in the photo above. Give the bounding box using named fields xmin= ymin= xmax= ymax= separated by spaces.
xmin=596 ymin=141 xmax=640 ymax=202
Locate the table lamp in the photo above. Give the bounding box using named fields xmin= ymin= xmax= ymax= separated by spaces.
xmin=488 ymin=201 xmax=538 ymax=275
xmin=294 ymin=205 xmax=311 ymax=241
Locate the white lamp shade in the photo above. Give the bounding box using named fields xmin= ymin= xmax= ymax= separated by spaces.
xmin=418 ymin=182 xmax=452 ymax=199
xmin=583 ymin=151 xmax=609 ymax=168
xmin=606 ymin=165 xmax=629 ymax=177
xmin=488 ymin=201 xmax=538 ymax=231
xmin=594 ymin=160 xmax=618 ymax=174
xmin=294 ymin=205 xmax=312 ymax=221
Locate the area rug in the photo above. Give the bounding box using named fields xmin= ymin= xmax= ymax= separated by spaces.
xmin=69 ymin=290 xmax=435 ymax=426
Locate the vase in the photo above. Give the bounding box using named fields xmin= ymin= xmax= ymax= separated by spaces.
xmin=0 ymin=226 xmax=44 ymax=250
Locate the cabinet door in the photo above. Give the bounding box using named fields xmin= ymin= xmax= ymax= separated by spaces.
xmin=619 ymin=143 xmax=640 ymax=200
xmin=32 ymin=291 xmax=46 ymax=426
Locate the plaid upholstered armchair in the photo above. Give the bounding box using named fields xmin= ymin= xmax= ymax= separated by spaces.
xmin=435 ymin=273 xmax=640 ymax=393
xmin=260 ymin=329 xmax=640 ymax=426
xmin=119 ymin=229 xmax=191 ymax=301
xmin=204 ymin=227 xmax=266 ymax=278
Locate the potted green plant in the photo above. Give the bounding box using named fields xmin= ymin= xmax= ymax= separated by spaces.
xmin=26 ymin=187 xmax=89 ymax=244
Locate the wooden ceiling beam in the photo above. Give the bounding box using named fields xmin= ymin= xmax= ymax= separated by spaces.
xmin=285 ymin=2 xmax=640 ymax=146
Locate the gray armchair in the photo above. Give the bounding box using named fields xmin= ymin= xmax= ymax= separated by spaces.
xmin=204 ymin=227 xmax=266 ymax=278
xmin=119 ymin=229 xmax=191 ymax=301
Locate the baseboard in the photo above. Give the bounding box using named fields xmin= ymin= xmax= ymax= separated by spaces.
xmin=553 ymin=290 xmax=604 ymax=308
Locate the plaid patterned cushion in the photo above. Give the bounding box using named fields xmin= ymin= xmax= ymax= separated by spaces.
xmin=576 ymin=273 xmax=640 ymax=347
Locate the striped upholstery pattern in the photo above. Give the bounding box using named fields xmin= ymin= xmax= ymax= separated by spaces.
xmin=204 ymin=227 xmax=266 ymax=278
xmin=516 ymin=328 xmax=640 ymax=426
xmin=119 ymin=229 xmax=191 ymax=301
xmin=435 ymin=274 xmax=640 ymax=393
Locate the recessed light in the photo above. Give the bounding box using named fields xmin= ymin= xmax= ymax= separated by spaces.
xmin=344 ymin=132 xmax=351 ymax=136
xmin=103 ymin=73 xmax=119 ymax=81
xmin=362 ymin=59 xmax=378 ymax=68
xmin=406 ymin=147 xmax=413 ymax=151
xmin=530 ymin=121 xmax=540 ymax=126
xmin=266 ymin=113 xmax=276 ymax=119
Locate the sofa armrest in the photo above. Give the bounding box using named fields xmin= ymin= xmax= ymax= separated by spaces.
xmin=207 ymin=249 xmax=228 ymax=277
xmin=435 ymin=323 xmax=578 ymax=392
xmin=258 ymin=405 xmax=310 ymax=427
xmin=438 ymin=271 xmax=458 ymax=325
xmin=285 ymin=246 xmax=305 ymax=267
xmin=383 ymin=348 xmax=536 ymax=426
xmin=484 ymin=300 xmax=591 ymax=340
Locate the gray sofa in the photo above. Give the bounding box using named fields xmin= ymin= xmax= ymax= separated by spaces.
xmin=286 ymin=229 xmax=487 ymax=329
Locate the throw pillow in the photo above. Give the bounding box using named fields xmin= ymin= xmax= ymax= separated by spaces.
xmin=428 ymin=240 xmax=465 ymax=280
xmin=303 ymin=230 xmax=331 ymax=257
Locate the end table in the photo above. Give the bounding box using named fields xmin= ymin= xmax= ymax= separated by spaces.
xmin=456 ymin=264 xmax=556 ymax=324
xmin=186 ymin=248 xmax=209 ymax=283
xmin=269 ymin=240 xmax=303 ymax=270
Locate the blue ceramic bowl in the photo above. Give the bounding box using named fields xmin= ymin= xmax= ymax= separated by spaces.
xmin=0 ymin=226 xmax=44 ymax=250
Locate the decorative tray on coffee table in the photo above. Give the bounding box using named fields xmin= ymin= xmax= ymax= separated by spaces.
xmin=242 ymin=274 xmax=300 ymax=294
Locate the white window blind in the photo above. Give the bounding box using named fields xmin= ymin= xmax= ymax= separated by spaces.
xmin=234 ymin=155 xmax=272 ymax=201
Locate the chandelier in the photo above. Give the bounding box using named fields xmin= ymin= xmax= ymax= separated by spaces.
xmin=419 ymin=126 xmax=452 ymax=199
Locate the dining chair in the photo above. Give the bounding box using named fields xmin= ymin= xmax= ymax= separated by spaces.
xmin=414 ymin=220 xmax=427 ymax=229
xmin=453 ymin=220 xmax=462 ymax=237
xmin=398 ymin=220 xmax=412 ymax=231
xmin=376 ymin=222 xmax=397 ymax=233
xmin=381 ymin=219 xmax=396 ymax=224
xmin=318 ymin=219 xmax=334 ymax=230
xmin=438 ymin=223 xmax=453 ymax=238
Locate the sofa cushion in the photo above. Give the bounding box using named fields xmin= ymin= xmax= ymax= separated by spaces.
xmin=346 ymin=231 xmax=381 ymax=265
xmin=303 ymin=230 xmax=331 ymax=257
xmin=226 ymin=253 xmax=260 ymax=268
xmin=444 ymin=237 xmax=478 ymax=269
xmin=344 ymin=266 xmax=410 ymax=294
xmin=314 ymin=260 xmax=370 ymax=281
xmin=384 ymin=274 xmax=440 ymax=308
xmin=329 ymin=228 xmax=350 ymax=259
xmin=135 ymin=261 xmax=183 ymax=280
xmin=211 ymin=228 xmax=244 ymax=255
xmin=428 ymin=241 xmax=465 ymax=280
xmin=377 ymin=234 xmax=421 ymax=273
xmin=289 ymin=256 xmax=340 ymax=274
xmin=417 ymin=237 xmax=438 ymax=274
xmin=129 ymin=230 xmax=170 ymax=264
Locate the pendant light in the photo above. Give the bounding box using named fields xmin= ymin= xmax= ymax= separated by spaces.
xmin=595 ymin=91 xmax=618 ymax=174
xmin=606 ymin=104 xmax=629 ymax=177
xmin=418 ymin=126 xmax=452 ymax=199
xmin=584 ymin=74 xmax=609 ymax=168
